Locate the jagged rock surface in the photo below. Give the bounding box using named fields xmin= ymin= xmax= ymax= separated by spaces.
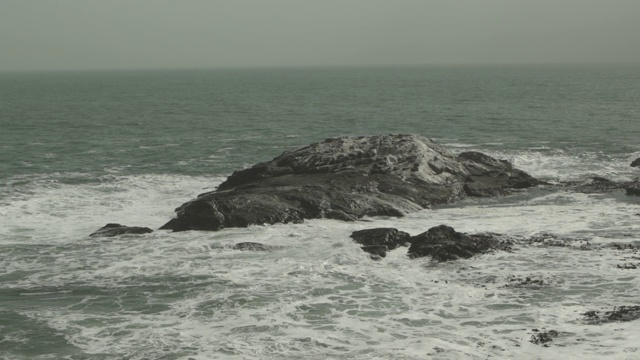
xmin=161 ymin=134 xmax=540 ymax=232
xmin=90 ymin=223 xmax=153 ymax=237
xmin=350 ymin=228 xmax=411 ymax=258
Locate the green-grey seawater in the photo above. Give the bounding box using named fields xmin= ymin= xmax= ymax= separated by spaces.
xmin=1 ymin=65 xmax=640 ymax=359
xmin=2 ymin=65 xmax=639 ymax=180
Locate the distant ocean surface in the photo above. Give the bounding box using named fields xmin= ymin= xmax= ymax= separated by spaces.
xmin=1 ymin=64 xmax=640 ymax=359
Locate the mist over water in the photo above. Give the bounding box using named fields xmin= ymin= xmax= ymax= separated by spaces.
xmin=1 ymin=65 xmax=640 ymax=359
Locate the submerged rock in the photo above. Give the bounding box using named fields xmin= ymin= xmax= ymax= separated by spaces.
xmin=583 ymin=306 xmax=640 ymax=324
xmin=503 ymin=275 xmax=547 ymax=289
xmin=565 ymin=177 xmax=640 ymax=196
xmin=529 ymin=329 xmax=559 ymax=347
xmin=161 ymin=134 xmax=540 ymax=232
xmin=233 ymin=242 xmax=271 ymax=251
xmin=90 ymin=223 xmax=153 ymax=237
xmin=571 ymin=176 xmax=621 ymax=194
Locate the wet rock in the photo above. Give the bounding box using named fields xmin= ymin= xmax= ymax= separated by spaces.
xmin=571 ymin=176 xmax=621 ymax=194
xmin=583 ymin=306 xmax=640 ymax=324
xmin=161 ymin=135 xmax=540 ymax=231
xmin=89 ymin=223 xmax=153 ymax=237
xmin=233 ymin=242 xmax=270 ymax=251
xmin=457 ymin=151 xmax=540 ymax=197
xmin=617 ymin=263 xmax=638 ymax=269
xmin=526 ymin=233 xmax=566 ymax=247
xmin=631 ymin=158 xmax=640 ymax=167
xmin=503 ymin=275 xmax=546 ymax=288
xmin=525 ymin=232 xmax=591 ymax=249
xmin=351 ymin=226 xmax=512 ymax=260
xmin=564 ymin=177 xmax=640 ymax=196
xmin=350 ymin=228 xmax=411 ymax=257
xmin=530 ymin=329 xmax=559 ymax=346
xmin=407 ymin=225 xmax=509 ymax=262
xmin=610 ymin=243 xmax=636 ymax=250
xmin=360 ymin=245 xmax=389 ymax=260
xmin=624 ymin=181 xmax=640 ymax=196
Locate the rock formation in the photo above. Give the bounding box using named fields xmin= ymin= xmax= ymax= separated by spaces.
xmin=161 ymin=134 xmax=540 ymax=232
xmin=90 ymin=223 xmax=153 ymax=237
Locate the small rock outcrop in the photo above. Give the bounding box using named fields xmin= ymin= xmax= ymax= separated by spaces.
xmin=90 ymin=223 xmax=153 ymax=237
xmin=350 ymin=228 xmax=411 ymax=258
xmin=583 ymin=306 xmax=640 ymax=324
xmin=631 ymin=158 xmax=640 ymax=167
xmin=350 ymin=225 xmax=512 ymax=261
xmin=161 ymin=135 xmax=540 ymax=232
xmin=407 ymin=225 xmax=508 ymax=261
xmin=529 ymin=329 xmax=559 ymax=346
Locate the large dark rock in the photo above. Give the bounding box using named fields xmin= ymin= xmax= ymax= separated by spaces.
xmin=407 ymin=225 xmax=508 ymax=262
xmin=631 ymin=158 xmax=640 ymax=167
xmin=161 ymin=135 xmax=540 ymax=232
xmin=90 ymin=223 xmax=153 ymax=237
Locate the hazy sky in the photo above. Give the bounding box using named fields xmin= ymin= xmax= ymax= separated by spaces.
xmin=1 ymin=0 xmax=640 ymax=71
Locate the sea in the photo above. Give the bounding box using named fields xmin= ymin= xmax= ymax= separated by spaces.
xmin=1 ymin=64 xmax=640 ymax=359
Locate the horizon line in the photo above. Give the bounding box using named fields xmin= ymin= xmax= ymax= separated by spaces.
xmin=1 ymin=61 xmax=639 ymax=74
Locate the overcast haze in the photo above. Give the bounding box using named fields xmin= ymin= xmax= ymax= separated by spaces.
xmin=1 ymin=0 xmax=640 ymax=71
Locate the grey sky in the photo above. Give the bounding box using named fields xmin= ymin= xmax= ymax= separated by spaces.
xmin=1 ymin=0 xmax=639 ymax=71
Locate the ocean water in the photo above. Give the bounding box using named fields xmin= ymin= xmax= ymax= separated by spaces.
xmin=1 ymin=64 xmax=640 ymax=359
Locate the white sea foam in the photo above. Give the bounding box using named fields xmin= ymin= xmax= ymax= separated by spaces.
xmin=435 ymin=142 xmax=638 ymax=183
xmin=0 ymin=173 xmax=223 ymax=245
xmin=471 ymin=149 xmax=637 ymax=182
